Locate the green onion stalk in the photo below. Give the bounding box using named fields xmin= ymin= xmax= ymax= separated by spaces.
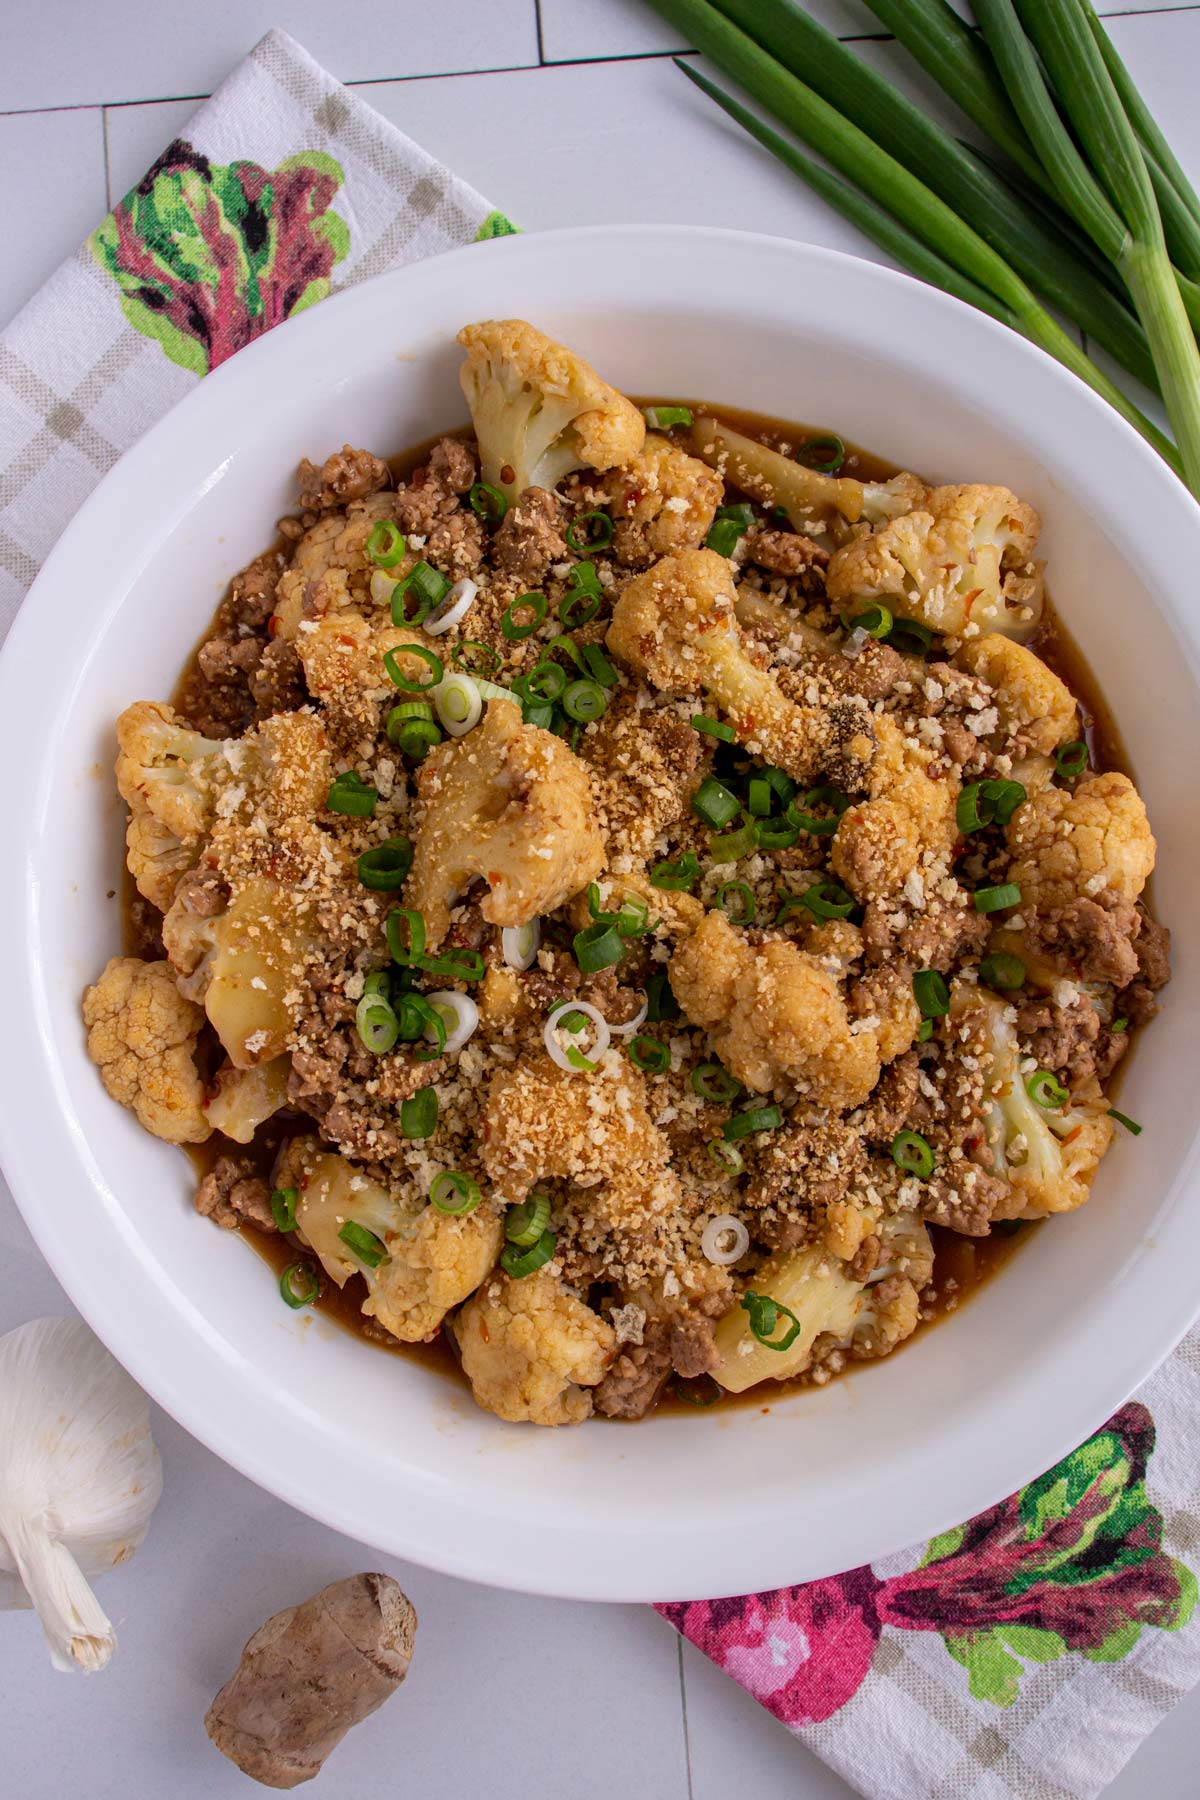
xmin=646 ymin=0 xmax=1200 ymax=495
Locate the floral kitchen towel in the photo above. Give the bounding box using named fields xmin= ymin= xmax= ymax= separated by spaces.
xmin=0 ymin=26 xmax=514 ymax=628
xmin=2 ymin=25 xmax=1198 ymax=1800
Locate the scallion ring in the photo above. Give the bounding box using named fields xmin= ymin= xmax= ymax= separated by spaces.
xmin=1056 ymin=740 xmax=1089 ymax=780
xmin=628 ymin=1034 xmax=671 ymax=1074
xmin=524 ymin=661 xmax=567 ymax=703
xmin=383 ymin=643 xmax=442 ymax=692
xmin=974 ymin=883 xmax=1021 ymax=915
xmin=1027 ymin=1069 xmax=1069 ymax=1109
xmin=424 ymin=576 xmax=478 ymax=637
xmin=701 ymin=1214 xmax=750 ymax=1267
xmin=650 ymin=852 xmax=699 ymax=892
xmin=691 ymin=777 xmax=741 ymax=829
xmin=583 ymin=644 xmax=618 ymax=687
xmin=452 ymin=639 xmax=501 ymax=676
xmin=366 ymin=519 xmax=406 ymax=568
xmin=565 ymin=509 xmax=614 ymax=555
xmin=502 ymin=592 xmax=547 ymax=640
xmin=692 ymin=1063 xmax=742 ymax=1104
xmin=356 ymin=993 xmax=400 ymax=1055
xmin=705 ymin=517 xmax=744 ymax=557
xmin=747 ymin=777 xmax=772 ymax=818
xmin=979 ymin=952 xmax=1026 ymax=989
xmin=544 ymin=1000 xmax=610 ymax=1075
xmin=400 ymin=1087 xmax=438 ymax=1139
xmin=386 ymin=907 xmax=426 ymax=966
xmin=574 ymin=921 xmax=624 ymax=974
xmin=279 ymin=1263 xmax=319 ymax=1309
xmin=501 ymin=1230 xmax=557 ymax=1279
xmin=796 ymin=434 xmax=845 ymax=474
xmin=643 ymin=404 xmax=693 ymax=429
xmin=740 ymin=1290 xmax=802 ymax=1352
xmin=339 ymin=1220 xmax=388 ymax=1268
xmin=716 ymin=881 xmax=756 ymax=925
xmin=787 ymin=785 xmax=849 ymax=836
xmin=708 ymin=822 xmax=758 ymax=863
xmin=430 ymin=1170 xmax=482 ymax=1215
xmin=357 ymin=835 xmax=413 ymax=892
xmin=392 ymin=560 xmax=450 ymax=626
xmin=506 ymin=1192 xmax=552 ymax=1246
xmin=891 ymin=1130 xmax=934 ymax=1179
xmin=912 ymin=969 xmax=949 ymax=1020
xmin=691 ymin=714 xmax=735 ymax=742
xmin=563 ymin=679 xmax=607 ymax=722
xmin=469 ymin=480 xmax=508 ymax=524
xmin=844 ymin=603 xmax=892 ymax=639
xmin=707 ymin=1138 xmax=744 ymax=1175
xmin=800 ymin=880 xmax=855 ymax=921
xmin=646 ymin=974 xmax=680 ymax=1022
xmin=270 ymin=1187 xmax=298 ymax=1233
xmin=723 ymin=1104 xmax=782 ymax=1142
xmin=754 ymin=815 xmax=800 ymax=851
xmin=391 ymin=716 xmax=443 ymax=760
xmin=326 ymin=770 xmax=378 ymax=817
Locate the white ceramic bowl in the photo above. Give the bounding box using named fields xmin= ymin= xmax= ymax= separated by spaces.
xmin=2 ymin=225 xmax=1199 ymax=1603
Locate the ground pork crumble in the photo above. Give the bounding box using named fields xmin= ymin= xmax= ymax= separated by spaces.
xmin=85 ymin=319 xmax=1167 ymax=1428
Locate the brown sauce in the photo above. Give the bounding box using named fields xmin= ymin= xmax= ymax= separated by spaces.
xmin=155 ymin=403 xmax=1136 ymax=1418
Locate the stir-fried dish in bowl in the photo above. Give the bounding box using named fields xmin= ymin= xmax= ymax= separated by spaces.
xmin=82 ymin=320 xmax=1166 ymax=1428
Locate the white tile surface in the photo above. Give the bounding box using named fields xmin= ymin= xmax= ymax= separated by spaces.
xmin=5 ymin=6 xmax=1200 ymax=1800
xmin=1 ymin=0 xmax=540 ymax=112
xmin=0 ymin=109 xmax=106 ymax=328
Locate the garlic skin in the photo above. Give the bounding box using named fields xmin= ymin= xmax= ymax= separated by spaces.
xmin=0 ymin=1318 xmax=162 ymax=1673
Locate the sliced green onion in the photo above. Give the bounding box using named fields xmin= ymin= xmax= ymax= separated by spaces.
xmin=559 ymin=564 xmax=604 ymax=627
xmin=755 ymin=815 xmax=800 ymax=850
xmin=646 ymin=974 xmax=680 ymax=1022
xmin=892 ymin=1129 xmax=935 ymax=1178
xmin=762 ymin=766 xmax=796 ymax=808
xmin=974 ymin=882 xmax=1021 ymax=914
xmin=583 ymin=643 xmax=618 ymax=688
xmin=469 ymin=480 xmax=508 ymax=523
xmin=1112 ymin=1016 xmax=1130 ymax=1034
xmin=366 ymin=520 xmax=406 ymax=568
xmin=502 ymin=593 xmax=547 ymax=639
xmin=522 ymin=661 xmax=567 ymax=703
xmin=629 ymin=1034 xmax=671 ymax=1073
xmin=705 ymin=517 xmax=745 ymax=557
xmin=523 ymin=701 xmax=555 ymax=731
xmin=1026 ymin=1069 xmax=1069 ymax=1109
xmin=363 ymin=970 xmax=391 ymax=1000
xmin=501 ymin=1229 xmax=558 ymax=1278
xmin=453 ymin=639 xmax=502 ymax=676
xmin=708 ymin=821 xmax=758 ymax=863
xmin=716 ymin=880 xmax=757 ymax=925
xmin=279 ymin=1262 xmax=319 ymax=1309
xmin=588 ymin=884 xmax=651 ymax=939
xmin=327 ymin=770 xmax=378 ymax=817
xmin=691 ymin=713 xmax=736 ymax=742
xmin=383 ymin=643 xmax=442 ymax=692
xmin=1109 ymin=1107 xmax=1143 ymax=1136
xmin=643 ymin=404 xmax=695 ymax=429
xmin=788 ymin=785 xmax=849 ymax=835
xmin=400 ymin=1087 xmax=438 ymax=1139
xmin=356 ymin=993 xmax=400 ymax=1055
xmin=774 ymin=893 xmax=810 ymax=928
xmin=563 ymin=679 xmax=608 ymax=722
xmin=386 ymin=907 xmax=427 ymax=966
xmin=412 ymin=997 xmax=446 ymax=1063
xmin=913 ymin=969 xmax=950 ymax=1019
xmin=796 ymin=433 xmax=845 ymax=473
xmin=545 ymin=632 xmax=588 ymax=674
xmin=574 ymin=921 xmax=624 ymax=974
xmin=339 ymin=1220 xmax=387 ymax=1268
xmin=800 ymin=880 xmax=855 ymax=920
xmin=723 ymin=1103 xmax=782 ymax=1141
xmin=270 ymin=1187 xmax=298 ymax=1233
xmin=917 ymin=1018 xmax=934 ymax=1042
xmin=420 ymin=947 xmax=487 ymax=984
xmin=430 ymin=1170 xmax=482 ymax=1215
xmin=740 ymin=1290 xmax=802 ymax=1351
xmin=692 ymin=776 xmax=741 ymax=828
xmin=391 ymin=716 xmax=443 ymax=760
xmin=747 ymin=777 xmax=772 ymax=817
xmin=707 ymin=1138 xmax=744 ymax=1175
xmin=357 ymin=836 xmax=413 ymax=892
xmin=566 ymin=509 xmax=614 ymax=555
xmin=392 ymin=560 xmax=450 ymax=626
xmin=672 ymin=1374 xmax=723 ymax=1406
xmin=692 ymin=1063 xmax=742 ymax=1104
xmin=1056 ymin=739 xmax=1089 ymax=779
xmin=887 ymin=618 xmax=934 ymax=655
xmin=979 ymin=951 xmax=1026 ymax=989
xmin=650 ymin=852 xmax=700 ymax=892
xmin=394 ymin=992 xmax=429 ymax=1042
xmin=506 ymin=1193 xmax=553 ymax=1247
xmin=957 ymin=778 xmax=1026 ymax=832
xmin=387 ymin=698 xmax=434 ymax=725
xmin=845 ymin=602 xmax=893 ymax=638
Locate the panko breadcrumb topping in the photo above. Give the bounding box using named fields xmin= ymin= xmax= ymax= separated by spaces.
xmin=83 ymin=320 xmax=1167 ymax=1427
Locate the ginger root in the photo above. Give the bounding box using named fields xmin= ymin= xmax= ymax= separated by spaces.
xmin=205 ymin=1573 xmax=417 ymax=1788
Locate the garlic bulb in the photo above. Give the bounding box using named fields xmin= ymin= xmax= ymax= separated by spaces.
xmin=0 ymin=1318 xmax=162 ymax=1673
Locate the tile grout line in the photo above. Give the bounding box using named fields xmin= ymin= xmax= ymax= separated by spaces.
xmin=677 ymin=1635 xmax=696 ymax=1800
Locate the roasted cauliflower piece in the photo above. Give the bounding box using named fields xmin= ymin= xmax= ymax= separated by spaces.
xmin=1006 ymin=770 xmax=1155 ymax=912
xmin=713 ymin=1214 xmax=933 ymax=1392
xmin=456 ymin=319 xmax=644 ymax=499
xmin=115 ymin=701 xmax=225 ymax=843
xmin=407 ymin=697 xmax=604 ymax=947
xmin=481 ymin=1052 xmax=669 ymax=1204
xmin=957 ymin=632 xmax=1077 ymax=756
xmin=601 ymin=432 xmax=723 ymax=567
xmin=963 ymin=987 xmax=1114 ymax=1217
xmin=83 ymin=956 xmax=210 ymax=1144
xmin=689 ymin=415 xmax=926 ymax=533
xmin=670 ymin=910 xmax=880 ymax=1108
xmin=289 ymin=1140 xmax=503 ymax=1342
xmin=606 ymin=548 xmax=874 ymax=785
xmin=456 ymin=1270 xmax=617 ymax=1425
xmin=294 ymin=611 xmax=430 ymax=745
xmin=271 ymin=492 xmax=397 ymax=640
xmin=826 ymin=483 xmax=1043 ymax=639
xmin=830 ymin=714 xmax=959 ymax=904
xmin=203 ymin=1055 xmax=292 ymax=1144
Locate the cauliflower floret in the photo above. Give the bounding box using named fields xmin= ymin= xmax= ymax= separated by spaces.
xmin=271 ymin=491 xmax=397 ymax=640
xmin=481 ymin=1052 xmax=669 ymax=1204
xmin=457 ymin=319 xmax=644 ymax=500
xmin=830 ymin=714 xmax=959 ymax=903
xmin=288 ymin=1140 xmax=503 ymax=1342
xmin=957 ymin=632 xmax=1077 ymax=756
xmin=669 ymin=910 xmax=880 ymax=1108
xmin=125 ymin=807 xmax=199 ymax=911
xmin=689 ymin=414 xmax=926 ymax=534
xmin=601 ymin=433 xmax=723 ymax=566
xmin=826 ymin=483 xmax=1043 ymax=639
xmin=408 ymin=697 xmax=604 ymax=947
xmin=963 ymin=986 xmax=1114 ymax=1216
xmin=457 ymin=1270 xmax=617 ymax=1425
xmin=1006 ymin=770 xmax=1155 ymax=912
xmin=203 ymin=1055 xmax=291 ymax=1144
xmin=115 ymin=701 xmax=225 ymax=843
xmin=713 ymin=1213 xmax=932 ymax=1392
xmin=606 ymin=549 xmax=874 ymax=785
xmin=83 ymin=956 xmax=210 ymax=1143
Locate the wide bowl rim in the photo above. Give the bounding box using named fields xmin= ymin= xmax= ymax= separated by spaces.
xmin=3 ymin=222 xmax=1199 ymax=1602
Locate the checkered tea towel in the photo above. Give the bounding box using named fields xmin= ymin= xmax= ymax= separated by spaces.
xmin=2 ymin=28 xmax=1198 ymax=1800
